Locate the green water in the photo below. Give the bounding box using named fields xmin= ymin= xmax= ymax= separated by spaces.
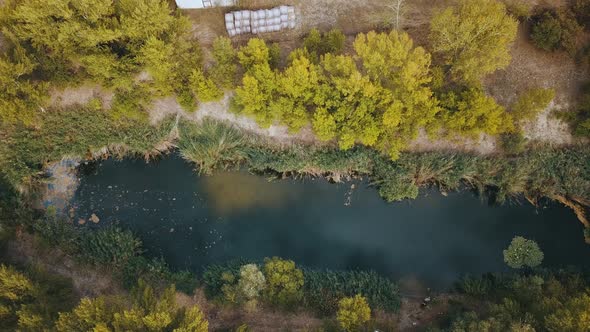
xmin=72 ymin=156 xmax=590 ymax=287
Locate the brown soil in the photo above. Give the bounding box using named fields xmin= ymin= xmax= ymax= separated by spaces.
xmin=49 ymin=84 xmax=114 ymax=110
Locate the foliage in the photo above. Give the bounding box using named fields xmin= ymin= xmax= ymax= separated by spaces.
xmin=0 ymin=105 xmax=175 ymax=188
xmin=189 ymin=69 xmax=224 ymax=102
xmin=0 ymin=264 xmax=76 ymax=331
xmin=178 ymin=119 xmax=250 ymax=175
xmin=210 ymin=36 xmax=238 ymax=89
xmin=531 ymin=9 xmax=584 ymax=56
xmin=447 ymin=271 xmax=590 ymax=332
xmin=55 ymin=280 xmax=208 ymax=331
xmin=262 ymin=257 xmax=304 ymax=308
xmin=302 ymin=28 xmax=346 ymax=62
xmin=500 ymin=132 xmax=527 ymax=155
xmin=429 ymin=0 xmax=518 ymax=83
xmin=202 ymin=259 xmax=248 ymax=299
xmin=303 ymin=269 xmax=400 ymax=315
xmin=503 ymin=236 xmax=544 ymax=269
xmin=511 ymin=88 xmax=555 ymax=123
xmin=505 ymin=0 xmax=533 ymax=21
xmin=121 ymin=256 xmax=197 ymax=294
xmin=440 ymin=88 xmax=514 ymax=137
xmin=77 ymin=226 xmax=142 ymax=267
xmin=337 ymin=294 xmax=371 ymax=332
xmin=237 ymin=264 xmax=266 ymax=301
xmin=531 ymin=12 xmax=563 ymax=52
xmin=0 ymin=48 xmax=47 ymax=124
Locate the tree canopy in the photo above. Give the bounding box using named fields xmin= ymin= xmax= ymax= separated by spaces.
xmin=503 ymin=236 xmax=544 ymax=269
xmin=430 ymin=0 xmax=518 ymax=83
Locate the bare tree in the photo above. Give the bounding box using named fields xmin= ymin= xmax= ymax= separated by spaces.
xmin=387 ymin=0 xmax=406 ymax=30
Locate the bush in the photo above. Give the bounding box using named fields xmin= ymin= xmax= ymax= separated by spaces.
xmin=262 ymin=257 xmax=304 ymax=308
xmin=337 ymin=294 xmax=371 ymax=332
xmin=303 ymin=269 xmax=401 ymax=315
xmin=78 ymin=227 xmax=142 ymax=267
xmin=202 ymin=259 xmax=248 ymax=299
xmin=505 ymin=0 xmax=533 ymax=21
xmin=531 ymin=10 xmax=583 ymax=55
xmin=511 ymin=88 xmax=555 ymax=123
xmin=503 ymin=236 xmax=544 ymax=269
xmin=500 ymin=132 xmax=527 ymax=155
xmin=121 ymin=256 xmax=197 ymax=294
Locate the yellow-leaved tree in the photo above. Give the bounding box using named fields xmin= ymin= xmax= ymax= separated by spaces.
xmin=430 ymin=0 xmax=518 ymax=84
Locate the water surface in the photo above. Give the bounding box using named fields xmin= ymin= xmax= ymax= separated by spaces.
xmin=72 ymin=157 xmax=590 ymax=287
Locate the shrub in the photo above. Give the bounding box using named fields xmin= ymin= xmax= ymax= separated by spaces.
xmin=500 ymin=132 xmax=527 ymax=155
xmin=337 ymin=294 xmax=371 ymax=332
xmin=503 ymin=236 xmax=544 ymax=269
xmin=505 ymin=0 xmax=533 ymax=21
xmin=262 ymin=257 xmax=304 ymax=308
xmin=177 ymin=120 xmax=250 ymax=175
xmin=78 ymin=227 xmax=142 ymax=267
xmin=303 ymin=269 xmax=401 ymax=315
xmin=511 ymin=88 xmax=555 ymax=123
xmin=202 ymin=259 xmax=248 ymax=299
xmin=531 ymin=10 xmax=583 ymax=55
xmin=531 ymin=12 xmax=563 ymax=51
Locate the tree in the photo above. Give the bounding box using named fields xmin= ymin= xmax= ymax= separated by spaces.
xmin=0 ymin=49 xmax=47 ymax=124
xmin=237 ymin=38 xmax=271 ymax=71
xmin=190 ymin=69 xmax=223 ymax=102
xmin=531 ymin=12 xmax=563 ymax=51
xmin=430 ymin=0 xmax=518 ymax=83
xmin=511 ymin=88 xmax=555 ymax=123
xmin=503 ymin=236 xmax=544 ymax=269
xmin=302 ymin=28 xmax=345 ymax=62
xmin=314 ymin=54 xmax=384 ymax=150
xmin=262 ymin=257 xmax=304 ymax=307
xmin=336 ymin=295 xmax=371 ymax=332
xmin=545 ymin=293 xmax=590 ymax=332
xmin=173 ymin=306 xmax=208 ymax=332
xmin=55 ymin=297 xmax=114 ymax=331
xmin=354 ymin=30 xmax=439 ymax=159
xmin=441 ymin=88 xmax=514 ymax=137
xmin=210 ymin=37 xmax=237 ymax=89
xmin=237 ymin=264 xmax=266 ymax=301
xmin=0 ymin=265 xmax=34 ymax=303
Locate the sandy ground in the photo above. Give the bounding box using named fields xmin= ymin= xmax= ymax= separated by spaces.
xmin=49 ymin=84 xmax=114 ymax=110
xmin=149 ymin=93 xmax=317 ymax=144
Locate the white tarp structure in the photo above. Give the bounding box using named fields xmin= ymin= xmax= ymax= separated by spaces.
xmin=225 ymin=6 xmax=297 ymax=36
xmin=176 ymin=0 xmax=235 ymax=9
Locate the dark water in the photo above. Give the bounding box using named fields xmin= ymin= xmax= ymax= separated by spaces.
xmin=72 ymin=157 xmax=590 ymax=287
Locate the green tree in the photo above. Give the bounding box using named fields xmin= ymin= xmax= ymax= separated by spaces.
xmin=0 ymin=49 xmax=47 ymax=124
xmin=503 ymin=236 xmax=544 ymax=269
xmin=314 ymin=54 xmax=384 ymax=150
xmin=173 ymin=306 xmax=208 ymax=332
xmin=262 ymin=257 xmax=304 ymax=307
xmin=55 ymin=297 xmax=114 ymax=331
xmin=430 ymin=0 xmax=518 ymax=83
xmin=190 ymin=69 xmax=224 ymax=102
xmin=210 ymin=37 xmax=237 ymax=89
xmin=0 ymin=265 xmax=34 ymax=303
xmin=275 ymin=54 xmax=320 ymax=131
xmin=233 ymin=63 xmax=278 ymax=127
xmin=531 ymin=12 xmax=563 ymax=51
xmin=545 ymin=293 xmax=590 ymax=332
xmin=303 ymin=28 xmax=345 ymax=62
xmin=354 ymin=30 xmax=439 ymax=159
xmin=441 ymin=88 xmax=514 ymax=137
xmin=511 ymin=88 xmax=555 ymax=123
xmin=336 ymin=294 xmax=371 ymax=332
xmin=237 ymin=38 xmax=271 ymax=71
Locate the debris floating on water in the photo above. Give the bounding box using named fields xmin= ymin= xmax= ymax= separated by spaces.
xmin=90 ymin=213 xmax=100 ymax=223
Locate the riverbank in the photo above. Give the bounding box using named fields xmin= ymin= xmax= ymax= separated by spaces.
xmin=2 ymin=104 xmax=589 ymax=238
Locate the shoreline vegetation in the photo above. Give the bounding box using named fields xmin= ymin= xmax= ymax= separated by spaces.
xmin=1 ymin=0 xmax=590 ymax=329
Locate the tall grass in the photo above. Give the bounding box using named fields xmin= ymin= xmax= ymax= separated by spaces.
xmin=177 ymin=120 xmax=250 ymax=175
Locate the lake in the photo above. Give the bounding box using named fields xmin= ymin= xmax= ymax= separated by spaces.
xmin=71 ymin=156 xmax=590 ymax=287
